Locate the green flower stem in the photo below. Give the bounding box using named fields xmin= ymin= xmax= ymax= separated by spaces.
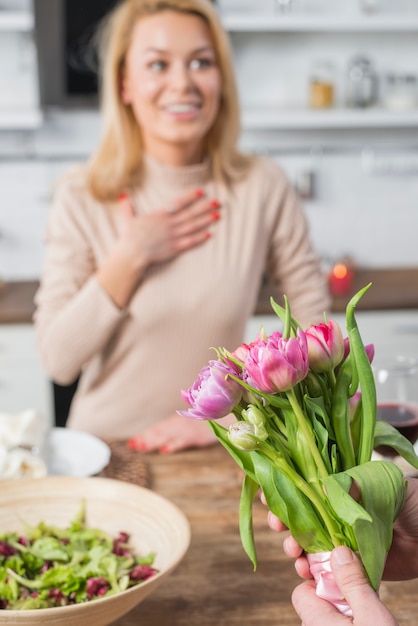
xmin=331 ymin=357 xmax=356 ymax=470
xmin=286 ymin=387 xmax=330 ymax=480
xmin=327 ymin=369 xmax=337 ymax=388
xmin=264 ymin=406 xmax=288 ymax=438
xmin=259 ymin=443 xmax=342 ymax=547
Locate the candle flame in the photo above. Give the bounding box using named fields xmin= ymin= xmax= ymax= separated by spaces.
xmin=333 ymin=264 xmax=348 ymax=279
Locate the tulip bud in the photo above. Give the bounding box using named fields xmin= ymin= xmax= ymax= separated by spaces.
xmin=228 ymin=422 xmax=261 ymax=451
xmin=242 ymin=406 xmax=268 ymax=441
xmin=306 ymin=320 xmax=344 ymax=373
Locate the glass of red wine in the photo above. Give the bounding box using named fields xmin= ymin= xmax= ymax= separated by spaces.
xmin=373 ymin=356 xmax=418 ymax=459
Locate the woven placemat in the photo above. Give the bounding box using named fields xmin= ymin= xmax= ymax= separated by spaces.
xmin=98 ymin=440 xmax=150 ymax=488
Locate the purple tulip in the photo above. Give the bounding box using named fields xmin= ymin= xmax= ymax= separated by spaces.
xmin=244 ymin=329 xmax=309 ymax=394
xmin=179 ymin=360 xmax=243 ymax=420
xmin=305 ymin=319 xmax=345 ymax=373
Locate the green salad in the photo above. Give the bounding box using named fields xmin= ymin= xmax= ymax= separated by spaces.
xmin=0 ymin=501 xmax=157 ymax=610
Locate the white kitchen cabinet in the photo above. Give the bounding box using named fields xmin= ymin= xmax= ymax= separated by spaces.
xmin=0 ymin=10 xmax=33 ymax=30
xmin=0 ymin=324 xmax=53 ymax=424
xmin=242 ymin=107 xmax=418 ymax=130
xmin=219 ymin=5 xmax=418 ymax=131
xmin=222 ymin=14 xmax=418 ymax=32
xmin=0 ymin=161 xmax=51 ymax=280
xmin=0 ymin=0 xmax=42 ymax=130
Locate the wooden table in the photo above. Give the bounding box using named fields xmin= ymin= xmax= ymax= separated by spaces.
xmin=113 ymin=445 xmax=417 ymax=626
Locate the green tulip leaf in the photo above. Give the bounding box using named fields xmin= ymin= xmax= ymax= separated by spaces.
xmin=323 ymin=461 xmax=406 ymax=589
xmin=374 ymin=420 xmax=418 ymax=469
xmin=239 ymin=475 xmax=259 ymax=570
xmin=251 ymin=451 xmax=334 ymax=553
xmin=269 ymin=297 xmax=302 ymax=336
xmin=304 ymin=395 xmax=335 ymax=439
xmin=346 ymin=284 xmax=376 ymax=464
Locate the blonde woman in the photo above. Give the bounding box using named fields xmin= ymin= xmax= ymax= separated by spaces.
xmin=34 ymin=0 xmax=330 ymax=453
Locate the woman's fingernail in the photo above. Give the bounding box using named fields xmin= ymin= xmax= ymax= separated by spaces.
xmin=210 ymin=199 xmax=220 ymax=208
xmin=159 ymin=445 xmax=171 ymax=454
xmin=333 ymin=546 xmax=354 ymax=566
xmin=211 ymin=211 xmax=220 ymax=221
xmin=195 ymin=188 xmax=205 ymax=198
xmin=118 ymin=192 xmax=128 ymax=202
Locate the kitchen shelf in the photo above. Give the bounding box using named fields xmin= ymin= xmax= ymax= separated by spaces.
xmin=0 ymin=10 xmax=34 ymax=31
xmin=222 ymin=13 xmax=418 ymax=32
xmin=241 ymin=107 xmax=418 ymax=130
xmin=0 ymin=109 xmax=43 ymax=130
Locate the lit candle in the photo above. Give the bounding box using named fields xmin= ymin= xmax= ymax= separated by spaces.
xmin=329 ymin=263 xmax=353 ymax=296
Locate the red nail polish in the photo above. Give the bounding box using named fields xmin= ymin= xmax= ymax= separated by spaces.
xmin=159 ymin=445 xmax=170 ymax=454
xmin=211 ymin=211 xmax=220 ymax=221
xmin=127 ymin=438 xmax=146 ymax=451
xmin=195 ymin=188 xmax=205 ymax=198
xmin=118 ymin=192 xmax=128 ymax=202
xmin=210 ymin=199 xmax=220 ymax=208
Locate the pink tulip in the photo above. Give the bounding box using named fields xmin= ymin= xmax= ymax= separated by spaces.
xmin=343 ymin=337 xmax=375 ymax=364
xmin=178 ymin=360 xmax=243 ymax=420
xmin=232 ymin=331 xmax=266 ymax=364
xmin=244 ymin=329 xmax=309 ymax=394
xmin=306 ymin=320 xmax=345 ymax=373
xmin=232 ymin=343 xmax=251 ymax=364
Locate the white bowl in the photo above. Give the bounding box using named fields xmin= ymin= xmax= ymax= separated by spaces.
xmin=0 ymin=476 xmax=191 ymax=625
xmin=45 ymin=428 xmax=111 ymax=477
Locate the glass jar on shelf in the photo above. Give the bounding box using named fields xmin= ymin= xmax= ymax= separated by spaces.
xmin=382 ymin=73 xmax=418 ymax=111
xmin=345 ymin=55 xmax=378 ymax=109
xmin=309 ymin=60 xmax=335 ymax=109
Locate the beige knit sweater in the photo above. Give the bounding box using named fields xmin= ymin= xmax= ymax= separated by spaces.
xmin=34 ymin=155 xmax=330 ymax=438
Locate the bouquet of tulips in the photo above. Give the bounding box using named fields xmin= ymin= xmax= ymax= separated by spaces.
xmin=179 ymin=284 xmax=418 ymax=615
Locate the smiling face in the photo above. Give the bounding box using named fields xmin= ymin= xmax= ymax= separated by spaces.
xmin=121 ymin=10 xmax=222 ymax=166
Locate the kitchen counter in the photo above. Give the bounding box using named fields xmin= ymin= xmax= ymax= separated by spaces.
xmin=0 ymin=280 xmax=39 ymax=324
xmin=1 ymin=267 xmax=418 ymax=324
xmin=257 ymin=266 xmax=418 ymax=314
xmin=112 ymin=445 xmax=418 ymax=626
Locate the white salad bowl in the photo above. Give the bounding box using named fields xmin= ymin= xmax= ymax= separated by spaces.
xmin=0 ymin=476 xmax=191 ymax=625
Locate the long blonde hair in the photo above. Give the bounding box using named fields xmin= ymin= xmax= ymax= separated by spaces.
xmin=86 ymin=0 xmax=251 ymax=202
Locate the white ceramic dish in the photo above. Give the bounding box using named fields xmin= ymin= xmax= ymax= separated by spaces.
xmin=0 ymin=476 xmax=191 ymax=625
xmin=45 ymin=428 xmax=111 ymax=477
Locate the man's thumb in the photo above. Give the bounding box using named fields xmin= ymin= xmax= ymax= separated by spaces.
xmin=331 ymin=546 xmax=396 ymax=623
